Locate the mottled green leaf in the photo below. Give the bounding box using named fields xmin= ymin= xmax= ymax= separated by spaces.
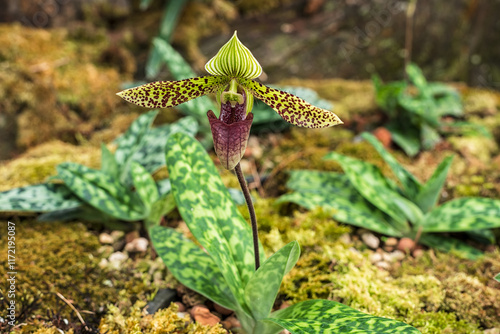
xmin=388 ymin=124 xmax=421 ymax=157
xmin=117 ymin=117 xmax=198 ymax=174
xmin=324 ymin=152 xmax=412 ymax=232
xmin=414 ymin=155 xmax=453 ymax=212
xmin=114 ymin=110 xmax=159 ymax=179
xmin=361 ymin=132 xmax=421 ymax=198
xmin=0 ymin=183 xmax=80 ymax=212
xmin=245 ymin=241 xmax=300 ymax=320
xmin=130 ymin=161 xmax=159 ymax=208
xmin=406 ymin=63 xmax=428 ymax=94
xmin=57 ymin=163 xmax=145 ymax=221
xmin=149 ymin=225 xmax=239 ymax=310
xmin=145 ymin=193 xmax=176 ymax=228
xmin=421 ymin=197 xmax=500 ymax=232
xmin=278 ymin=191 xmax=402 ymax=237
xmin=465 ymin=229 xmax=496 ymax=245
xmin=494 ymin=273 xmax=500 ymax=283
xmin=420 ymin=123 xmax=441 ymax=150
xmin=165 ymin=133 xmax=261 ymax=304
xmin=372 ymin=75 xmax=406 ymax=117
xmin=419 ymin=234 xmax=482 ymax=260
xmin=265 ymin=299 xmax=420 ymax=333
xmin=156 ymin=178 xmax=171 ymax=196
xmin=100 ymin=143 xmax=119 ymax=178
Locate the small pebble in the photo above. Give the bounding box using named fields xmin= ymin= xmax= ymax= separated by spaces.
xmin=369 ymin=252 xmax=383 ymax=264
xmin=397 ymin=237 xmax=415 ymax=253
xmin=108 ymin=251 xmax=128 ymax=269
xmin=99 ymin=233 xmax=114 ymax=244
xmin=375 ymin=261 xmax=391 ymax=270
xmin=174 ymin=301 xmax=186 ymax=312
xmin=389 ymin=250 xmax=405 ymax=262
xmin=125 ymin=230 xmax=140 ymax=243
xmin=412 ymin=248 xmax=425 ymax=258
xmin=124 ymin=237 xmax=149 ymax=253
xmin=361 ymin=232 xmax=380 ymax=249
xmin=214 ymin=303 xmax=233 ymax=316
xmin=190 ymin=305 xmax=221 ymax=327
xmin=383 ymin=237 xmax=398 ymax=251
xmin=222 ymin=315 xmax=241 ymax=330
xmin=110 ymin=230 xmax=125 ymax=241
xmin=338 ymin=233 xmax=352 ymax=244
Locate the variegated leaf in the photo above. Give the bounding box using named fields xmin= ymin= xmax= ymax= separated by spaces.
xmin=149 ymin=225 xmax=239 ymax=311
xmin=116 ymin=116 xmax=198 ymax=174
xmin=130 ymin=161 xmax=159 ymax=208
xmin=0 ymin=183 xmax=80 ymax=212
xmin=414 ymin=155 xmax=453 ymax=213
xmin=278 ymin=192 xmax=402 ymax=237
xmin=421 ymin=197 xmax=500 ymax=232
xmin=419 ymin=234 xmax=482 ymax=260
xmin=324 ymin=152 xmax=418 ymax=231
xmin=205 ymin=31 xmax=262 ymax=80
xmin=494 ymin=273 xmax=500 ymax=283
xmin=265 ymin=299 xmax=420 ymax=333
xmin=100 ymin=143 xmax=119 ymax=178
xmin=361 ymin=132 xmax=422 ymax=198
xmin=241 ymin=78 xmax=343 ymax=129
xmin=114 ymin=110 xmax=159 ymax=173
xmin=165 ymin=132 xmax=262 ymax=305
xmin=57 ymin=163 xmax=145 ymax=221
xmin=117 ymin=75 xmax=230 ymax=109
xmin=245 ymin=241 xmax=300 ymax=320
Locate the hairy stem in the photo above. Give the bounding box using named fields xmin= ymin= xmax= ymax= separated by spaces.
xmin=234 ymin=163 xmax=260 ymax=270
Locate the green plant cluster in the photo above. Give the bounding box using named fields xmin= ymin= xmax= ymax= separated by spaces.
xmin=0 ymin=111 xmax=197 ymax=228
xmin=279 ymin=132 xmax=500 ymax=259
xmin=373 ymin=63 xmax=489 ymax=156
xmin=148 ymin=132 xmax=419 ymax=334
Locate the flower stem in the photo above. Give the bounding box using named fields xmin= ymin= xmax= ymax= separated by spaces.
xmin=234 ymin=163 xmax=260 ymax=270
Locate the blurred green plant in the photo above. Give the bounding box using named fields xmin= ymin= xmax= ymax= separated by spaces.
xmin=279 ymin=132 xmax=500 ymax=259
xmin=149 ymin=132 xmax=420 ymax=334
xmin=373 ymin=63 xmax=489 ymax=156
xmin=0 ymin=111 xmax=196 ymax=228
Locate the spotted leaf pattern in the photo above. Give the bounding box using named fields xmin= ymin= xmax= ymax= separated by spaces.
xmin=205 ymin=31 xmax=262 ymax=80
xmin=265 ymin=299 xmax=421 ymax=333
xmin=0 ymin=183 xmax=80 ymax=212
xmin=245 ymin=241 xmax=300 ymax=320
xmin=421 ymin=197 xmax=500 ymax=232
xmin=130 ymin=161 xmax=159 ymax=209
xmin=57 ymin=163 xmax=145 ymax=221
xmin=325 ymin=152 xmax=419 ymax=231
xmin=165 ymin=132 xmax=262 ymax=305
xmin=117 ymin=76 xmax=230 ymax=109
xmin=240 ymin=78 xmax=343 ymax=128
xmin=149 ymin=225 xmax=239 ymax=310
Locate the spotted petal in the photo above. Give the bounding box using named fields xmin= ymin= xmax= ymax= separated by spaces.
xmin=205 ymin=31 xmax=262 ymax=80
xmin=117 ymin=75 xmax=230 ymax=109
xmin=240 ymin=79 xmax=343 ymax=128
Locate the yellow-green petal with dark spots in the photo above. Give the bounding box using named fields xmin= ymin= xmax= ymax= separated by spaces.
xmin=240 ymin=78 xmax=343 ymax=128
xmin=117 ymin=75 xmax=230 ymax=109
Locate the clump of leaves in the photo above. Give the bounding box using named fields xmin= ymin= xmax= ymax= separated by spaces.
xmin=279 ymin=132 xmax=500 ymax=259
xmin=373 ymin=63 xmax=489 ymax=156
xmin=0 ymin=111 xmax=196 ymax=228
xmin=149 ymin=132 xmax=419 ymax=334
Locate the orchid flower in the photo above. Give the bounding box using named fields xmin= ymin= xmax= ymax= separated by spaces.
xmin=117 ymin=31 xmax=342 ymax=170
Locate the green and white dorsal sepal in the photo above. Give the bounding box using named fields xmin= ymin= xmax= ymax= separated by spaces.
xmin=205 ymin=31 xmax=263 ymax=80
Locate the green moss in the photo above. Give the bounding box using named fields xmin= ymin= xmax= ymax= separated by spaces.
xmin=442 ymin=273 xmax=500 ymax=328
xmin=99 ymin=302 xmax=226 ymax=334
xmin=0 ymin=220 xmax=169 ymax=332
xmin=410 ymin=312 xmax=481 ymax=334
xmin=238 ymin=196 xmax=350 ymax=254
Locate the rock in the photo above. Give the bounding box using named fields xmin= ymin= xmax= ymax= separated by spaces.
xmin=397 ymin=238 xmax=415 ymax=253
xmin=361 ymin=232 xmax=380 ymax=249
xmin=99 ymin=232 xmax=114 ymax=244
xmin=338 ymin=233 xmax=352 ymax=244
xmin=412 ymin=248 xmax=425 ymax=258
xmin=384 ymin=237 xmax=398 ymax=247
xmin=375 ymin=261 xmax=391 ymax=270
xmin=174 ymin=302 xmax=186 ymax=312
xmin=369 ymin=252 xmax=383 ymax=264
xmin=214 ymin=303 xmax=233 ymax=316
xmin=125 ymin=230 xmax=140 ymax=243
xmin=110 ymin=230 xmax=125 ymax=241
xmin=124 ymin=237 xmax=149 ymax=253
xmin=388 ymin=250 xmax=405 ymax=262
xmin=190 ymin=305 xmax=221 ymax=327
xmin=108 ymin=251 xmax=128 ymax=269
xmin=373 ymin=127 xmax=391 ymax=148
xmin=221 ymin=315 xmax=241 ymax=330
